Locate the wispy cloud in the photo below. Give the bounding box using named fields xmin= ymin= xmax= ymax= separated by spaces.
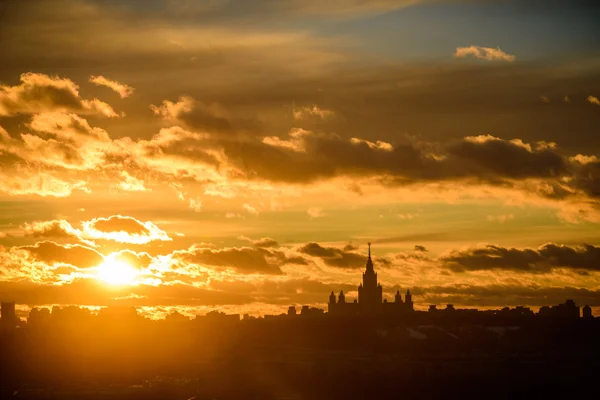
xmin=454 ymin=46 xmax=515 ymax=62
xmin=293 ymin=105 xmax=334 ymax=120
xmin=307 ymin=207 xmax=327 ymax=219
xmin=188 ymin=198 xmax=203 ymax=212
xmin=116 ymin=171 xmax=149 ymax=192
xmin=243 ymin=203 xmax=260 ymax=215
xmin=397 ymin=212 xmax=420 ymax=220
xmin=89 ymin=75 xmax=134 ymax=98
xmin=238 ymin=236 xmax=279 ymax=248
xmin=486 ymin=214 xmax=515 ymax=223
xmin=587 ymin=95 xmax=600 ymax=106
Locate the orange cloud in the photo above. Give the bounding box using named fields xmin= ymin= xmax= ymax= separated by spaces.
xmin=115 ymin=171 xmax=150 ymax=192
xmin=0 ymin=171 xmax=89 ymax=197
xmin=19 ymin=241 xmax=104 ymax=269
xmin=0 ymin=113 xmax=111 ymax=174
xmin=0 ymin=126 xmax=10 ymax=141
xmin=243 ymin=203 xmax=260 ymax=215
xmin=454 ymin=46 xmax=515 ymax=62
xmin=293 ymin=105 xmax=334 ymax=120
xmin=28 ymin=112 xmax=110 ymax=143
xmin=22 ymin=219 xmax=86 ymax=241
xmin=0 ymin=73 xmax=119 ymax=117
xmin=238 ymin=236 xmax=279 ymax=248
xmin=89 ymin=75 xmax=134 ymax=98
xmin=587 ymin=95 xmax=600 ymax=106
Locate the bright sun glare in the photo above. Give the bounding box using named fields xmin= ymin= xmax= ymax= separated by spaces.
xmin=97 ymin=259 xmax=138 ymax=286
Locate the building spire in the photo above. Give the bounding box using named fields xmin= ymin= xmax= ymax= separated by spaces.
xmin=365 ymin=242 xmax=374 ymax=273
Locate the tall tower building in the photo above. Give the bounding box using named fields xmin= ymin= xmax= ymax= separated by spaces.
xmin=328 ymin=291 xmax=336 ymax=313
xmin=327 ymin=243 xmax=414 ymax=316
xmin=1 ymin=302 xmax=18 ymax=329
xmin=405 ymin=289 xmax=414 ymax=311
xmin=1 ymin=302 xmax=16 ymax=321
xmin=358 ymin=243 xmax=383 ymax=314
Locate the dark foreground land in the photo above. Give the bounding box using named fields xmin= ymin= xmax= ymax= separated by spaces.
xmin=1 ymin=315 xmax=599 ymax=399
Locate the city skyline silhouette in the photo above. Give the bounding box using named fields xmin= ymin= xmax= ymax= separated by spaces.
xmin=1 ymin=0 xmax=599 ymax=398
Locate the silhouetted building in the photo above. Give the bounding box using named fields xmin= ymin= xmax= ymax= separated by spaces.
xmin=582 ymin=305 xmax=593 ymax=318
xmin=359 ymin=243 xmax=383 ymax=314
xmin=0 ymin=302 xmax=18 ymax=329
xmin=288 ymin=306 xmax=297 ymax=316
xmin=28 ymin=307 xmax=51 ymax=326
xmin=498 ymin=306 xmax=534 ymax=317
xmin=300 ymin=305 xmax=325 ymax=317
xmin=328 ymin=244 xmax=414 ymax=316
xmin=197 ymin=310 xmax=240 ymax=324
xmin=1 ymin=302 xmax=16 ymax=321
xmin=538 ymin=299 xmax=580 ymax=318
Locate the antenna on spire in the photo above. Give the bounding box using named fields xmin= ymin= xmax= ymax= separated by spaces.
xmin=368 ymin=242 xmax=371 ymax=258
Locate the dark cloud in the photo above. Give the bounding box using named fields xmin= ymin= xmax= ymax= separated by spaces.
xmin=446 ymin=136 xmax=567 ymax=180
xmin=572 ymin=159 xmax=600 ymax=198
xmin=81 ymin=215 xmax=171 ymax=244
xmin=88 ymin=216 xmax=150 ymax=235
xmin=226 ymin=133 xmax=574 ymax=186
xmin=414 ymin=245 xmax=428 ymax=252
xmin=441 ymin=243 xmax=600 ymax=273
xmin=297 ymin=242 xmax=390 ymax=269
xmin=19 ymin=241 xmax=104 ymax=269
xmin=172 ymin=245 xmax=307 ymax=274
xmin=151 ymin=96 xmax=261 ymax=136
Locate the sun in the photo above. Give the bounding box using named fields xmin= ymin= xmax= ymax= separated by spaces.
xmin=96 ymin=258 xmax=139 ymax=286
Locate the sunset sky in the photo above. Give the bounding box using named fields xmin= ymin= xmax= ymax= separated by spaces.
xmin=1 ymin=0 xmax=599 ymax=319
